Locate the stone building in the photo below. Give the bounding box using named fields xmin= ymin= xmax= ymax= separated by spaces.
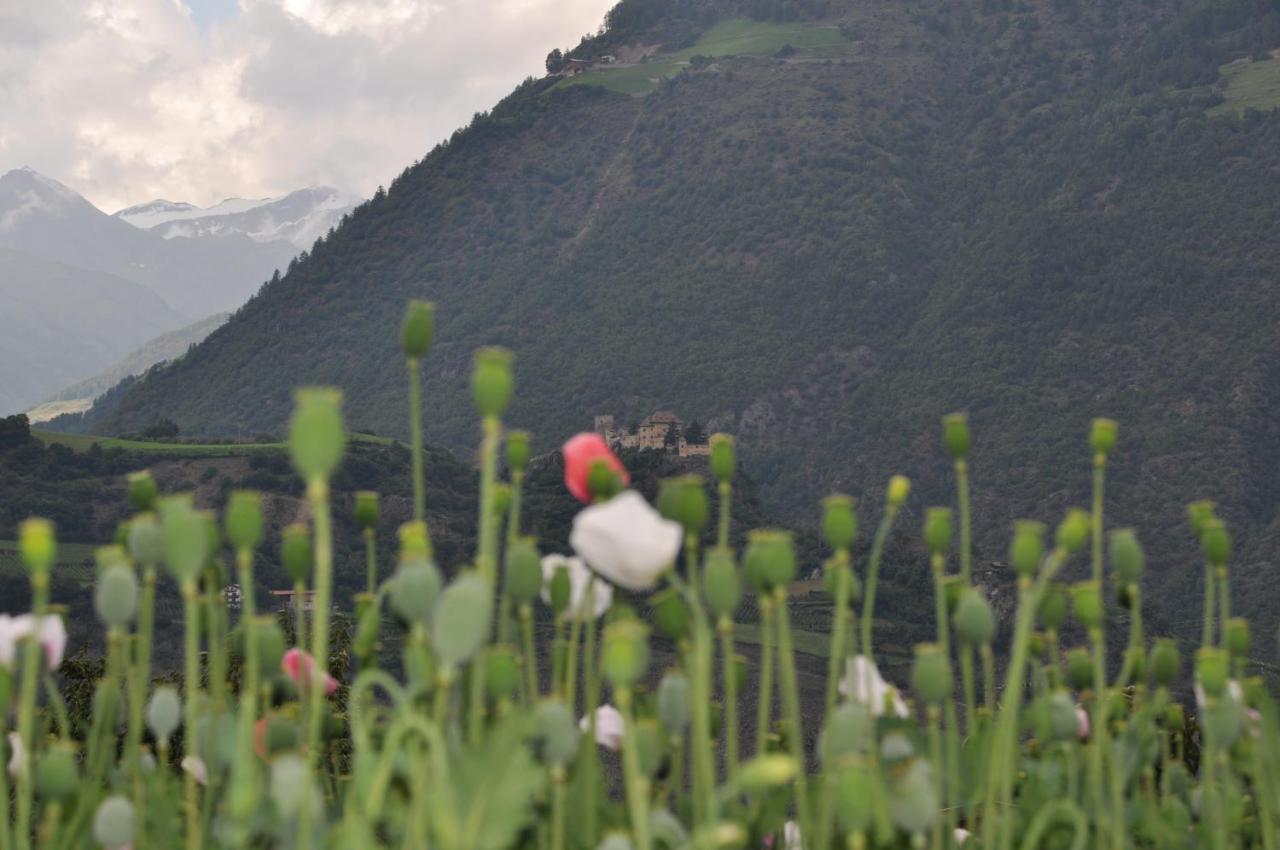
xmin=593 ymin=410 xmax=711 ymax=456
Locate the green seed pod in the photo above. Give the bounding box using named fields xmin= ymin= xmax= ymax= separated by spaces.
xmin=504 ymin=537 xmax=543 ymax=604
xmin=1009 ymin=520 xmax=1046 ymax=578
xmin=548 ymin=565 xmax=571 ymax=616
xmin=887 ymin=475 xmax=911 ymax=508
xmin=634 ymin=719 xmax=664 ymax=778
xmin=470 ymin=347 xmax=514 ymax=418
xmin=252 ymin=616 xmax=286 ymax=673
xmin=398 ymin=521 xmax=430 ymax=560
xmin=1045 ymin=691 xmax=1080 ymax=742
xmin=159 ymin=498 xmax=205 ymax=583
xmin=483 ymin=646 xmax=519 ymax=701
xmin=505 ymin=430 xmax=531 ymax=472
xmin=1108 ymin=529 xmax=1144 ymax=584
xmin=1224 ymin=617 xmax=1250 ymax=659
xmin=199 ymin=511 xmax=221 ymax=564
xmin=658 ymin=475 xmax=708 ymax=536
xmin=1202 ymin=694 xmax=1244 ymax=748
xmin=1090 ymin=418 xmax=1118 ymax=457
xmin=287 ymin=387 xmax=346 ymax=482
xmin=353 ymin=594 xmax=381 ymax=660
xmin=93 ymin=796 xmax=134 ymax=849
xmin=280 ymin=523 xmax=312 ymax=583
xmin=1055 ymin=509 xmax=1091 ymax=555
xmin=1071 ymin=581 xmax=1103 ymax=631
xmin=880 ymin=732 xmax=915 ymax=763
xmin=1038 ymin=583 xmax=1068 ymax=631
xmin=1186 ymin=501 xmax=1216 ymax=538
xmin=533 ymin=700 xmax=579 ymax=766
xmin=602 ymin=620 xmax=650 ymax=686
xmin=270 ymin=755 xmax=315 ymax=819
xmin=650 ymin=588 xmax=690 ymax=642
xmin=923 ymin=507 xmax=953 ymax=556
xmin=1126 ymin=646 xmax=1146 ymax=682
xmin=587 ymin=460 xmax=623 ymax=501
xmin=709 ymin=433 xmax=735 ymax=483
xmin=400 ymin=299 xmax=436 ymax=359
xmin=391 ymin=559 xmax=442 ymax=626
xmin=821 ymin=702 xmax=872 ymax=766
xmin=19 ymin=518 xmax=56 ymax=575
xmin=264 ymin=715 xmax=300 ymax=755
xmin=887 ymin=759 xmax=938 ymax=836
xmin=824 ymin=558 xmax=861 ymax=608
xmin=95 ymin=563 xmax=139 ymax=628
xmin=702 ymin=548 xmax=742 ymax=618
xmin=1151 ymin=639 xmax=1180 ymax=688
xmin=431 ymin=574 xmax=492 ymax=665
xmin=942 ymin=412 xmax=970 ymax=460
xmin=821 ymin=494 xmax=858 ymax=551
xmin=147 ymin=686 xmax=181 ymax=744
xmin=491 ymin=483 xmax=512 ymax=518
xmin=743 ymin=529 xmax=796 ymax=590
xmin=739 ymin=754 xmax=799 ymax=793
xmin=126 ymin=470 xmax=159 ymax=512
xmin=835 ymin=764 xmax=875 ymax=835
xmin=1200 ymin=519 xmax=1231 ymax=566
xmin=1029 ymin=632 xmax=1047 ymax=658
xmin=1244 ymin=676 xmax=1268 ymax=709
xmin=354 ymin=491 xmax=380 ymax=530
xmin=1165 ymin=703 xmax=1186 ymax=734
xmin=940 ymin=575 xmax=961 ymax=614
xmin=953 ymin=589 xmax=995 ymax=646
xmin=112 ymin=524 xmax=129 ymax=548
xmin=1066 ymin=649 xmax=1093 ymax=691
xmin=657 ymin=671 xmax=690 ymax=734
xmin=127 ymin=514 xmax=162 ymax=565
xmin=1196 ymin=648 xmax=1229 ymax=697
xmin=911 ymin=643 xmax=953 ymax=705
xmin=225 ymin=490 xmax=264 ymax=551
xmin=35 ymin=744 xmax=78 ymax=802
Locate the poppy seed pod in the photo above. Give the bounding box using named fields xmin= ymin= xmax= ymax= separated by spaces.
xmin=95 ymin=563 xmax=138 ymax=628
xmin=1108 ymin=529 xmax=1144 ymax=584
xmin=1196 ymin=647 xmax=1230 ymax=698
xmin=738 ymin=755 xmax=799 ymax=793
xmin=911 ymin=643 xmax=953 ymax=705
xmin=744 ymin=529 xmax=796 ymax=590
xmin=1038 ymin=584 xmax=1068 ymax=631
xmin=658 ymin=475 xmax=708 ymax=535
xmin=923 ymin=507 xmax=953 ymax=556
xmin=126 ymin=470 xmax=159 ymax=512
xmin=633 ymin=719 xmax=664 ymax=777
xmin=354 ymin=491 xmax=380 ymax=530
xmin=93 ymin=796 xmax=134 ymax=850
xmin=252 ymin=617 xmax=286 ymax=673
xmin=1056 ymin=509 xmax=1091 ymax=554
xmin=1224 ymin=618 xmax=1250 ymax=659
xmin=709 ymin=433 xmax=735 ymax=483
xmin=1126 ymin=646 xmax=1146 ymax=682
xmin=35 ymin=745 xmax=78 ymax=802
xmin=287 ymin=387 xmax=346 ymax=482
xmin=159 ymin=498 xmax=205 ymax=584
xmin=953 ymin=589 xmax=995 ymax=646
xmin=1090 ymin=418 xmax=1118 ymax=457
xmin=1200 ymin=519 xmax=1231 ymax=566
xmin=492 ymin=483 xmax=512 ymax=518
xmin=1045 ymin=691 xmax=1080 ymax=742
xmin=390 ymin=559 xmax=442 ymax=626
xmin=657 ymin=671 xmax=690 ymax=734
xmin=1071 ymin=581 xmax=1103 ymax=631
xmin=146 ymin=687 xmax=181 ymax=745
xmin=822 ymin=494 xmax=858 ymax=551
xmin=225 ymin=490 xmax=264 ymax=551
xmin=505 ymin=430 xmax=531 ymax=472
xmin=431 ymin=574 xmax=492 ymax=665
xmin=1066 ymin=649 xmax=1093 ymax=691
xmin=548 ymin=565 xmax=571 ymax=616
xmin=1029 ymin=632 xmax=1047 ymax=658
xmin=504 ymin=537 xmax=543 ymax=603
xmin=887 ymin=759 xmax=938 ymax=836
xmin=601 ymin=619 xmax=650 ymax=686
xmin=400 ymin=299 xmax=436 ymax=359
xmin=1009 ymin=520 xmax=1045 ymax=578
xmin=18 ymin=518 xmax=56 ymax=575
xmin=398 ymin=521 xmax=430 ymax=560
xmin=824 ymin=558 xmax=861 ymax=608
xmin=1151 ymin=638 xmax=1180 ymax=687
xmin=940 ymin=575 xmax=961 ymax=613
xmin=1166 ymin=703 xmax=1186 ymax=734
xmin=943 ymin=412 xmax=970 ymax=460
xmin=587 ymin=460 xmax=623 ymax=501
xmin=887 ymin=475 xmax=911 ymax=508
xmin=127 ymin=514 xmax=162 ymax=565
xmin=650 ymin=588 xmax=691 ymax=641
xmin=835 ymin=765 xmax=875 ymax=835
xmin=483 ymin=646 xmax=520 ymax=701
xmin=470 ymin=347 xmax=514 ymax=418
xmin=703 ymin=548 xmax=742 ymax=617
xmin=1186 ymin=501 xmax=1216 ymax=538
xmin=821 ymin=702 xmax=872 ymax=765
xmin=280 ymin=524 xmax=312 ymax=583
xmin=533 ymin=700 xmax=579 ymax=766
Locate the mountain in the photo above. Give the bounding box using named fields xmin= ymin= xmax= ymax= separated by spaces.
xmin=0 ymin=168 xmax=296 ymax=318
xmin=96 ymin=0 xmax=1280 ymax=645
xmin=0 ymin=248 xmax=185 ymax=415
xmin=25 ymin=312 xmax=232 ymax=423
xmin=115 ymin=186 xmax=359 ymax=250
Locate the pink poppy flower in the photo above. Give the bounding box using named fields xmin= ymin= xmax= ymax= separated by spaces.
xmin=562 ymin=433 xmax=628 ymax=503
xmin=281 ymin=648 xmax=338 ymax=696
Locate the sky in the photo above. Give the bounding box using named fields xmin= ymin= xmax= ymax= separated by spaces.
xmin=0 ymin=0 xmax=616 ymax=211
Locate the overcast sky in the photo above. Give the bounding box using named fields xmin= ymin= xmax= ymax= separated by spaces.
xmin=0 ymin=0 xmax=616 ymax=211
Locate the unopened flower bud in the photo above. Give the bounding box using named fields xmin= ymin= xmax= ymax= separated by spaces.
xmin=19 ymin=518 xmax=56 ymax=575
xmin=1224 ymin=618 xmax=1250 ymax=659
xmin=533 ymin=700 xmax=579 ymax=766
xmin=887 ymin=475 xmax=911 ymax=508
xmin=1196 ymin=647 xmax=1229 ymax=697
xmin=354 ymin=491 xmax=380 ymax=530
xmin=1029 ymin=632 xmax=1047 ymax=658
xmin=398 ymin=521 xmax=430 ymax=560
xmin=95 ymin=563 xmax=138 ymax=628
xmin=1037 ymin=584 xmax=1068 ymax=631
xmin=281 ymin=523 xmax=312 ymax=583
xmin=1186 ymin=501 xmax=1216 ymax=538
xmin=431 ymin=574 xmax=491 ymax=665
xmin=471 ymin=347 xmax=513 ymax=418
xmin=835 ymin=765 xmax=875 ymax=834
xmin=93 ymin=796 xmax=134 ymax=849
xmin=35 ymin=745 xmax=78 ymax=802
xmin=586 ymin=459 xmax=623 ymax=501
xmin=923 ymin=507 xmax=952 ymax=556
xmin=602 ymin=620 xmax=650 ymax=686
xmin=709 ymin=434 xmax=735 ymax=483
xmin=548 ymin=564 xmax=571 ymax=615
xmin=822 ymin=494 xmax=858 ymax=551
xmin=1090 ymin=418 xmax=1118 ymax=457
xmin=225 ymin=490 xmax=264 ymax=551
xmin=1071 ymin=581 xmax=1103 ymax=631
xmin=1126 ymin=646 xmax=1146 ymax=682
xmin=634 ymin=719 xmax=664 ymax=777
xmin=738 ymin=754 xmax=799 ymax=792
xmin=1009 ymin=521 xmax=1045 ymax=578
xmin=1200 ymin=519 xmax=1231 ymax=566
xmin=391 ymin=558 xmax=442 ymax=626
xmin=1151 ymin=638 xmax=1180 ymax=687
xmin=943 ymin=412 xmax=970 ymax=460
xmin=1066 ymin=649 xmax=1093 ymax=691
xmin=287 ymin=388 xmax=346 ymax=481
xmin=1108 ymin=529 xmax=1143 ymax=584
xmin=703 ymin=548 xmax=741 ymax=618
xmin=953 ymin=589 xmax=995 ymax=646
xmin=911 ymin=643 xmax=952 ymax=705
xmin=400 ymin=300 xmax=435 ymax=359
xmin=743 ymin=530 xmax=795 ymax=591
xmin=1166 ymin=703 xmax=1185 ymax=732
xmin=126 ymin=470 xmax=159 ymax=512
xmin=657 ymin=671 xmax=690 ymax=734
xmin=505 ymin=430 xmax=531 ymax=472
xmin=146 ymin=687 xmax=181 ymax=745
xmin=661 ymin=475 xmax=709 ymax=535
xmin=650 ymin=588 xmax=691 ymax=641
xmin=1056 ymin=509 xmax=1091 ymax=554
xmin=504 ymin=537 xmax=543 ymax=603
xmin=1203 ymin=694 xmax=1244 ymax=747
xmin=1045 ymin=691 xmax=1080 ymax=742
xmin=159 ymin=498 xmax=205 ymax=584
xmin=887 ymin=759 xmax=938 ymax=836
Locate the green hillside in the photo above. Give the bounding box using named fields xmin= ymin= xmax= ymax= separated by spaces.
xmin=96 ymin=0 xmax=1280 ymax=645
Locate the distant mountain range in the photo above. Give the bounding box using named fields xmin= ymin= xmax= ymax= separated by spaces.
xmin=0 ymin=167 xmax=359 ymax=415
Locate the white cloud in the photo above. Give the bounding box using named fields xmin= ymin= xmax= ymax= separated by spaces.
xmin=0 ymin=0 xmax=616 ymax=211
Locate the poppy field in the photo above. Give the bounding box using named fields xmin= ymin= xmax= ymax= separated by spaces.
xmin=0 ymin=300 xmax=1274 ymax=850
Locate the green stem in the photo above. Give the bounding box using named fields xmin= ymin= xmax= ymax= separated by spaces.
xmin=551 ymin=767 xmax=567 ymax=850
xmin=617 ymin=687 xmax=652 ymax=850
xmin=956 ymin=459 xmax=972 ymax=585
xmin=1088 ymin=629 xmax=1108 ymax=838
xmin=861 ymin=503 xmax=900 ymax=662
xmin=1217 ymin=566 xmax=1230 ymax=642
xmin=181 ymin=580 xmax=202 ymax=850
xmin=582 ymin=608 xmax=601 ymax=848
xmin=128 ymin=564 xmax=157 ymax=842
xmin=519 ymin=604 xmax=538 ymax=704
xmin=717 ymin=481 xmax=731 ymax=550
xmin=1202 ymin=560 xmax=1216 ymax=648
xmin=408 ymin=357 xmax=426 ymax=522
xmin=499 ymin=469 xmax=524 ymax=644
xmin=13 ymin=569 xmax=49 ymax=850
xmin=300 ymin=477 xmax=335 ymax=850
xmin=928 ymin=706 xmax=945 ymax=850
xmin=719 ymin=616 xmax=740 ymax=783
xmin=774 ymin=586 xmax=813 ymax=837
xmin=754 ymin=596 xmax=775 ymax=756
xmin=825 ymin=552 xmax=852 ymax=717
xmin=364 ymin=528 xmax=377 ymax=597
xmin=476 ymin=415 xmax=500 ymax=584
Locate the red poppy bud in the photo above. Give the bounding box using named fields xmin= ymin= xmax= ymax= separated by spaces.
xmin=562 ymin=433 xmax=629 ymax=504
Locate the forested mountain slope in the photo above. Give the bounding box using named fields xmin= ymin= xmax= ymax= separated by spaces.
xmin=99 ymin=0 xmax=1280 ymax=646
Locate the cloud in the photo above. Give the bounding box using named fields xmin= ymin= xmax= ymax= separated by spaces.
xmin=0 ymin=0 xmax=615 ymax=211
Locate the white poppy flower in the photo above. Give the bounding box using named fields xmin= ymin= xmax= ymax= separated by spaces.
xmin=0 ymin=614 xmax=67 ymax=669
xmin=7 ymin=732 xmax=24 ymax=778
xmin=181 ymin=756 xmax=208 ymax=786
xmin=1194 ymin=678 xmax=1243 ymax=710
xmin=783 ymin=820 xmax=802 ymax=850
xmin=836 ymin=655 xmax=909 ymax=718
xmin=540 ymin=555 xmax=613 ymax=620
xmin=570 ymin=491 xmax=683 ymax=591
xmin=955 ymin=828 xmax=972 ymax=845
xmin=580 ymin=704 xmax=624 ymax=751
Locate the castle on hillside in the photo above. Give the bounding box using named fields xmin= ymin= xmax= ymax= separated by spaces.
xmin=594 ymin=411 xmax=711 ymax=458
